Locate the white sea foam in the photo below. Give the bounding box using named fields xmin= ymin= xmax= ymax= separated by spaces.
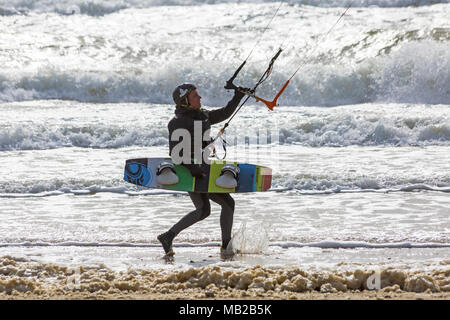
xmin=0 ymin=174 xmax=448 ymax=196
xmin=0 ymin=0 xmax=448 ymax=17
xmin=0 ymin=102 xmax=449 ymax=151
xmin=0 ymin=122 xmax=169 ymax=150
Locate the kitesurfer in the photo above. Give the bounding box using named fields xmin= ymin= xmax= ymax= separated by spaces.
xmin=157 ymin=83 xmax=248 ymax=259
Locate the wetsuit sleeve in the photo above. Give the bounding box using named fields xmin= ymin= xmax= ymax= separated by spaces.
xmin=168 ymin=115 xmax=194 ymax=161
xmin=208 ymin=91 xmax=245 ymax=125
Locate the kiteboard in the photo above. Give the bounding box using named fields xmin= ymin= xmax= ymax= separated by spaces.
xmin=124 ymin=158 xmax=272 ymax=193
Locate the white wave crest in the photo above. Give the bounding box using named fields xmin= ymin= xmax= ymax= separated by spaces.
xmin=1 ymin=0 xmax=448 ymax=16
xmin=1 ymin=40 xmax=448 ymax=106
xmin=0 ymin=123 xmax=168 ymax=151
xmin=0 ymin=176 xmax=448 ymax=196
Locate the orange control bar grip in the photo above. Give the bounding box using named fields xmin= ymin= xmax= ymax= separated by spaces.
xmin=254 ymin=79 xmax=290 ymax=111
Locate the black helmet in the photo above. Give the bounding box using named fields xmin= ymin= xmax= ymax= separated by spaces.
xmin=172 ymin=83 xmax=197 ymax=107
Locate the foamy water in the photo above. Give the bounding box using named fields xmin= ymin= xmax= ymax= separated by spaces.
xmin=0 ymin=0 xmax=449 ymax=296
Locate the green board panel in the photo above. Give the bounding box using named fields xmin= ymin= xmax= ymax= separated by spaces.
xmin=165 ymin=164 xmax=195 ymax=192
xmin=207 ymin=160 xmax=238 ymax=193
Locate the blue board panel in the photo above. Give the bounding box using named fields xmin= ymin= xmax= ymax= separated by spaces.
xmin=236 ymin=163 xmax=256 ymax=192
xmin=124 ymin=159 xmax=151 ymax=186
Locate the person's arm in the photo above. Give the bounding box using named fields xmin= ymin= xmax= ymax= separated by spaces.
xmin=208 ymin=89 xmax=246 ymax=125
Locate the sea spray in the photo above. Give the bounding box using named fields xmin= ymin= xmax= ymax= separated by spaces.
xmin=230 ymin=222 xmax=270 ymax=254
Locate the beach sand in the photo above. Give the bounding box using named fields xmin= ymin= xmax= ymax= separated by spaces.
xmin=3 ymin=290 xmax=450 ymax=300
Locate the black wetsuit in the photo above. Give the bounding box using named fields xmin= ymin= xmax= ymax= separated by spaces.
xmin=167 ymin=91 xmax=244 ymax=249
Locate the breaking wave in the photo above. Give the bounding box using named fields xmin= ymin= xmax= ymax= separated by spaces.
xmin=1 ymin=40 xmax=448 ymax=106
xmin=1 ymin=102 xmax=448 ymax=151
xmin=0 ymin=175 xmax=448 ymax=196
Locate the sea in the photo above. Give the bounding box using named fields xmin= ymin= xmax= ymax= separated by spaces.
xmin=0 ymin=0 xmax=449 ymax=295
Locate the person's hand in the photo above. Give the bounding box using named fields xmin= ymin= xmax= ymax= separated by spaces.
xmin=235 ymin=86 xmax=253 ymax=98
xmin=189 ymin=165 xmax=205 ymax=178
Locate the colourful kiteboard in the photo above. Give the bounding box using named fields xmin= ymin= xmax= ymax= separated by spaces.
xmin=124 ymin=158 xmax=272 ymax=193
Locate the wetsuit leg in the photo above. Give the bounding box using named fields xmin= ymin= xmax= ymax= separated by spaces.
xmin=169 ymin=192 xmax=211 ymax=236
xmin=208 ymin=193 xmax=235 ymax=249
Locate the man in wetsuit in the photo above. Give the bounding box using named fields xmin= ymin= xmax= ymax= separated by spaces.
xmin=157 ymin=83 xmax=247 ymax=258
